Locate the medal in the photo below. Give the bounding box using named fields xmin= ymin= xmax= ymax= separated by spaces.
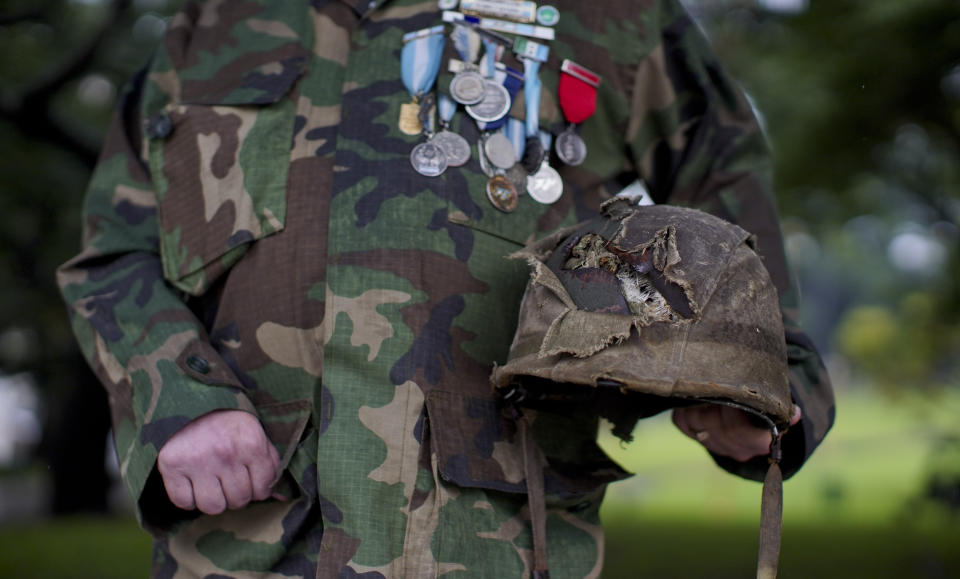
xmin=526 ymin=129 xmax=562 ymax=204
xmin=432 ymin=130 xmax=471 ymax=166
xmin=486 ymin=174 xmax=519 ymax=212
xmin=555 ymin=59 xmax=600 ymax=166
xmin=400 ymin=26 xmax=445 ymax=135
xmin=527 ymin=161 xmax=562 ymax=204
xmin=449 ymin=25 xmax=486 ymax=105
xmin=477 ymin=137 xmax=496 ymax=178
xmin=465 ymin=80 xmax=511 ymax=123
xmin=483 ymin=132 xmax=515 ymax=169
xmin=555 ymin=127 xmax=587 ymax=166
xmin=432 ymin=94 xmax=471 ymax=166
xmin=410 ymin=141 xmax=449 ymax=177
xmin=450 ymin=71 xmax=486 ymax=105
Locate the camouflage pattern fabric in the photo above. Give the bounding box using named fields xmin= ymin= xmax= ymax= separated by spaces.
xmin=58 ymin=0 xmax=834 ymax=576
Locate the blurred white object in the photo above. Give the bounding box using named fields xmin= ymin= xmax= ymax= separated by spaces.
xmin=0 ymin=373 xmax=42 ymax=467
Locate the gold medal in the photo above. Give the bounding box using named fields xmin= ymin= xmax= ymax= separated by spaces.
xmin=399 ymin=100 xmax=423 ymax=135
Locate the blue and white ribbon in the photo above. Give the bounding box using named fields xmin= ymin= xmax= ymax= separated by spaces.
xmin=401 ymin=26 xmax=446 ymax=99
xmin=505 ymin=117 xmax=526 ymax=162
xmin=438 ymin=93 xmax=458 ymax=126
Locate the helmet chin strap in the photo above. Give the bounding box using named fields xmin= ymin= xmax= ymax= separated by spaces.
xmin=758 ymin=425 xmax=783 ymax=579
xmin=690 ymin=397 xmax=786 ymax=579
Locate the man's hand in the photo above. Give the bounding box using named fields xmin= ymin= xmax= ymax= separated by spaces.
xmin=157 ymin=409 xmax=281 ymax=515
xmin=672 ymin=404 xmax=802 ymax=462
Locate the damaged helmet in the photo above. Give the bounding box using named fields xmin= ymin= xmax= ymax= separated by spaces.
xmin=491 ymin=198 xmax=794 ymax=438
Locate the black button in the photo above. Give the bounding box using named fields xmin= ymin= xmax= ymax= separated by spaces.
xmin=145 ymin=113 xmax=173 ymax=140
xmin=186 ymin=355 xmax=210 ymax=374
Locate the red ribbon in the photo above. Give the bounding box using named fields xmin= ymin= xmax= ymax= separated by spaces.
xmin=558 ymin=60 xmax=600 ymax=125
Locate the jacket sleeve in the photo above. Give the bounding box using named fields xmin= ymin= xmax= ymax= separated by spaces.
xmin=56 ymin=69 xmax=255 ymax=515
xmin=627 ymin=0 xmax=835 ymax=480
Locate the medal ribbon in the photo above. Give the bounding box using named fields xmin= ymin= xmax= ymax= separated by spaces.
xmin=451 ymin=23 xmax=481 ymax=65
xmin=558 ymin=59 xmax=600 ymax=125
xmin=401 ymin=26 xmax=446 ymax=100
xmin=437 ymin=93 xmax=458 ymax=127
xmin=504 ymin=117 xmax=526 ymax=162
xmin=480 ymin=36 xmax=504 ymax=79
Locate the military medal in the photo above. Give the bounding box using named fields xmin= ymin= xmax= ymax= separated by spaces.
xmin=555 ymin=127 xmax=587 ymax=166
xmin=401 ymin=26 xmax=448 ymax=175
xmin=450 ymin=71 xmax=486 ymax=105
xmin=555 ymin=59 xmax=600 ymax=166
xmin=525 ymin=130 xmax=562 ymax=204
xmin=465 ymin=79 xmax=511 ymax=123
xmin=400 ymin=25 xmax=445 ymax=135
xmin=410 ymin=140 xmax=449 ymax=177
xmin=431 ymin=94 xmax=471 ymax=167
xmin=486 ymin=174 xmax=519 ymax=212
xmin=483 ymin=132 xmax=515 ymax=169
xmin=527 ymin=160 xmax=562 ymax=204
xmin=449 ymin=24 xmax=486 ymax=105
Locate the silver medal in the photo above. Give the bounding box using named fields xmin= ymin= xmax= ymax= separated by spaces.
xmin=465 ymin=81 xmax=511 ymax=123
xmin=410 ymin=141 xmax=448 ymax=177
xmin=450 ymin=71 xmax=487 ymax=105
xmin=483 ymin=132 xmax=516 ymax=170
xmin=555 ymin=127 xmax=587 ymax=166
xmin=431 ymin=130 xmax=471 ymax=167
xmin=527 ymin=161 xmax=563 ymax=204
xmin=477 ymin=139 xmax=496 ymax=178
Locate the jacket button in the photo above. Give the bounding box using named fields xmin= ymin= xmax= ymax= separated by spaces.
xmin=186 ymin=355 xmax=210 ymax=374
xmin=145 ymin=112 xmax=173 ymax=140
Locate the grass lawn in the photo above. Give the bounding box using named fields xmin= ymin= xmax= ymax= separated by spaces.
xmin=0 ymin=391 xmax=957 ymax=577
xmin=598 ymin=388 xmax=960 ymax=577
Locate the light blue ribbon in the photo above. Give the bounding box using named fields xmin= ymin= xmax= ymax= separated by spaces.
xmin=438 ymin=93 xmax=458 ymax=125
xmin=523 ymin=58 xmax=542 ymax=138
xmin=505 ymin=117 xmax=526 ymax=162
xmin=401 ymin=27 xmax=446 ymax=99
xmin=452 ymin=24 xmax=481 ymax=64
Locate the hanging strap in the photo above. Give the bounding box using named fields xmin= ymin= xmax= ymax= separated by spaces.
xmin=757 ymin=426 xmax=783 ymax=579
xmin=519 ymin=413 xmax=551 ymax=579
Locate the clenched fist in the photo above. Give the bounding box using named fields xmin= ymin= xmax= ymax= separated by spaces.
xmin=157 ymin=409 xmax=281 ymax=515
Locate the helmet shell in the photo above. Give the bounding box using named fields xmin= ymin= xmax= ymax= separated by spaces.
xmin=492 ymin=199 xmax=793 ymax=427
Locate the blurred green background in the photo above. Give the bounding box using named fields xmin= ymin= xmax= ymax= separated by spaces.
xmin=1 ymin=0 xmax=958 ymax=577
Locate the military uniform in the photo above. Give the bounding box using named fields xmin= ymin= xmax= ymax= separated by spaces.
xmin=58 ymin=0 xmax=834 ymax=576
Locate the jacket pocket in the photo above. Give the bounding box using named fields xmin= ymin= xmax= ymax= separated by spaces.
xmin=144 ymin=1 xmax=310 ymax=296
xmin=425 ymin=389 xmax=630 ymax=501
xmin=147 ymin=93 xmax=300 ymax=296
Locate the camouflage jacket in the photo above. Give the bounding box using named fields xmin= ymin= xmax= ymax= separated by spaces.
xmin=58 ymin=0 xmax=834 ymax=576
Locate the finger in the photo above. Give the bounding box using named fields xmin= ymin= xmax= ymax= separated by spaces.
xmin=162 ymin=473 xmax=196 ymax=511
xmin=790 ymin=404 xmax=802 ymax=426
xmin=219 ymin=467 xmax=254 ymax=510
xmin=248 ymin=454 xmax=280 ymax=502
xmin=192 ymin=475 xmax=228 ymax=516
